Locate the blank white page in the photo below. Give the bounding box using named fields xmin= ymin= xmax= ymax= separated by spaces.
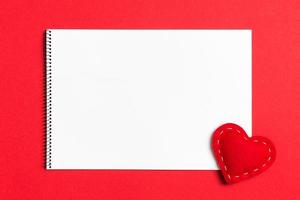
xmin=46 ymin=30 xmax=251 ymax=170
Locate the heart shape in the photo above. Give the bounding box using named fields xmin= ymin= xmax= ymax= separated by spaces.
xmin=212 ymin=123 xmax=276 ymax=184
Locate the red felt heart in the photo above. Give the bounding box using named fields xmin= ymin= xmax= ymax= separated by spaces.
xmin=212 ymin=123 xmax=276 ymax=184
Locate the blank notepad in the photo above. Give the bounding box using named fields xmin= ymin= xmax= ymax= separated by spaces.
xmin=45 ymin=30 xmax=251 ymax=169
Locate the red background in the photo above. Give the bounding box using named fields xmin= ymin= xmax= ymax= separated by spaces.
xmin=1 ymin=0 xmax=299 ymax=199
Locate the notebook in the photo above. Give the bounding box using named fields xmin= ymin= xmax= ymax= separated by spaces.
xmin=45 ymin=30 xmax=251 ymax=170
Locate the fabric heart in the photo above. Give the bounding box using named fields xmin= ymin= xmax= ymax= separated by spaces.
xmin=212 ymin=123 xmax=276 ymax=184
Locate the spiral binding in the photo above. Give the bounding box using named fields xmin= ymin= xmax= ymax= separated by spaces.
xmin=46 ymin=30 xmax=52 ymax=169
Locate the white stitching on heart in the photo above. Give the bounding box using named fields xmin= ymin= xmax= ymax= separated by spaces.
xmin=220 ymin=130 xmax=224 ymax=136
xmin=268 ymin=156 xmax=271 ymax=161
xmin=224 ymin=165 xmax=228 ymax=171
xmin=216 ymin=128 xmax=273 ymax=181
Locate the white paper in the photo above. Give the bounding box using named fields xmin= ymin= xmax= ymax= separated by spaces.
xmin=48 ymin=30 xmax=251 ymax=169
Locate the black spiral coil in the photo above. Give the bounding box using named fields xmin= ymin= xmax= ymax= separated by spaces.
xmin=46 ymin=30 xmax=52 ymax=169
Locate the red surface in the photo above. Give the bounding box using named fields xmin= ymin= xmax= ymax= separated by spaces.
xmin=212 ymin=123 xmax=276 ymax=184
xmin=1 ymin=0 xmax=300 ymax=199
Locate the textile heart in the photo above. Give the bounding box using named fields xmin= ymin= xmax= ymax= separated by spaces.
xmin=212 ymin=123 xmax=276 ymax=184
